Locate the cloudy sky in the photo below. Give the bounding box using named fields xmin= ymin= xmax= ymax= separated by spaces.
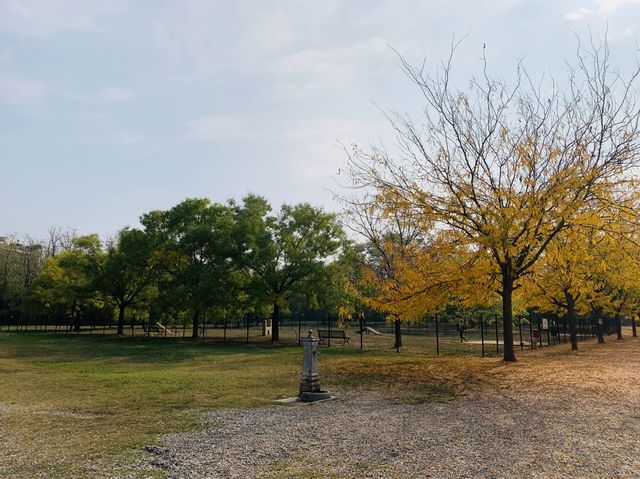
xmin=2 ymin=0 xmax=640 ymax=238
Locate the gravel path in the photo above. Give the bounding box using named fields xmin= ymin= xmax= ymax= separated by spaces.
xmin=143 ymin=340 xmax=640 ymax=478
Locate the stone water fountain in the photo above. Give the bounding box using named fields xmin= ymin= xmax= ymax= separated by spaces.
xmin=299 ymin=330 xmax=331 ymax=402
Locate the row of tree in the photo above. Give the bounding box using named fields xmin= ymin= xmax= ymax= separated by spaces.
xmin=2 ymin=196 xmax=358 ymax=341
xmin=2 ymin=184 xmax=637 ymax=355
xmin=344 ymin=39 xmax=640 ymax=360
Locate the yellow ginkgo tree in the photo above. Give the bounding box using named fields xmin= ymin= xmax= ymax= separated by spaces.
xmin=527 ymin=228 xmax=596 ymax=350
xmin=346 ymin=38 xmax=640 ymax=361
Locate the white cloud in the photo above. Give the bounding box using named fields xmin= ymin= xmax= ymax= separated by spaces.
xmin=0 ymin=0 xmax=126 ymax=36
xmin=595 ymin=0 xmax=640 ymax=14
xmin=152 ymin=0 xmax=523 ymax=100
xmin=565 ymin=7 xmax=593 ymax=20
xmin=0 ymin=76 xmax=44 ymax=103
xmin=153 ymin=2 xmax=292 ymax=75
xmin=160 ymin=25 xmax=393 ymax=97
xmin=268 ymin=38 xmax=390 ymax=95
xmin=153 ymin=1 xmax=361 ymax=76
xmin=285 ymin=117 xmax=391 ymax=179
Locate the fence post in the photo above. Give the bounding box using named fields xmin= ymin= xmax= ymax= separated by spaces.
xmin=480 ymin=313 xmax=485 ymax=357
xmin=223 ymin=315 xmax=227 ymax=343
xmin=580 ymin=317 xmax=583 ymax=342
xmin=582 ymin=318 xmax=591 ymax=340
xmin=435 ymin=312 xmax=440 ymax=355
xmin=359 ymin=312 xmax=364 ymax=350
xmin=529 ymin=319 xmax=533 ymax=348
xmin=328 ymin=314 xmax=331 ymax=348
xmin=495 ymin=314 xmax=499 ymax=354
xmin=537 ymin=317 xmax=543 ymax=347
xmin=518 ymin=317 xmax=524 ymax=350
xmin=298 ymin=313 xmax=302 ymax=345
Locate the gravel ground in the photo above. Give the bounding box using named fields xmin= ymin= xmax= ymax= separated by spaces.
xmin=142 ymin=339 xmax=640 ymax=478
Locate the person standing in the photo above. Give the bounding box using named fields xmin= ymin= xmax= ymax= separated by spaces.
xmin=458 ymin=320 xmax=467 ymax=342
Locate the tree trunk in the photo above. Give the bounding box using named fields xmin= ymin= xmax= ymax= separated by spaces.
xmin=597 ymin=321 xmax=605 ymax=343
xmin=501 ymin=272 xmax=516 ymax=362
xmin=615 ymin=312 xmax=623 ymax=340
xmin=192 ymin=309 xmax=200 ymax=338
xmin=71 ymin=300 xmax=80 ymax=331
xmin=393 ymin=319 xmax=402 ymax=350
xmin=117 ymin=304 xmax=126 ymax=336
xmin=272 ymin=302 xmax=280 ymax=342
xmin=632 ymin=314 xmax=637 ymax=338
xmin=565 ymin=292 xmax=578 ymax=351
xmin=72 ymin=310 xmax=80 ymax=332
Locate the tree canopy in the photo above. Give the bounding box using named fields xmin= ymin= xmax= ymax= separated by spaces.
xmin=235 ymin=195 xmax=346 ymax=340
xmin=345 ymin=39 xmax=640 ymax=361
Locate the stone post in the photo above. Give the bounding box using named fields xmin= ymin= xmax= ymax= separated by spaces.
xmin=299 ymin=330 xmax=331 ymax=402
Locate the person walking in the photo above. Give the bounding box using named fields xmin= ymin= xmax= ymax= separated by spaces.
xmin=458 ymin=320 xmax=467 ymax=342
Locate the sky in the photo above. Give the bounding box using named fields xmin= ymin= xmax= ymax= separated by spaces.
xmin=2 ymin=0 xmax=640 ymax=239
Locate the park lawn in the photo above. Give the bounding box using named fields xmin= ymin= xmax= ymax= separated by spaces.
xmin=0 ymin=333 xmax=510 ymax=478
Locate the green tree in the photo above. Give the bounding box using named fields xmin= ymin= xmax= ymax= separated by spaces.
xmin=27 ymin=234 xmax=102 ymax=330
xmin=235 ymin=195 xmax=345 ymax=341
xmin=141 ymin=198 xmax=237 ymax=338
xmin=95 ymin=228 xmax=157 ymax=336
xmin=314 ymin=243 xmax=365 ymax=321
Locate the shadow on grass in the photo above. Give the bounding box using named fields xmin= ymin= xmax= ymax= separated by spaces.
xmin=0 ymin=333 xmax=302 ymax=364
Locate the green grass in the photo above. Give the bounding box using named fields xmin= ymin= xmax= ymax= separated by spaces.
xmin=0 ymin=333 xmax=504 ymax=478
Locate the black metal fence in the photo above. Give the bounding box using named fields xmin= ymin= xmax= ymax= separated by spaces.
xmin=0 ymin=312 xmax=620 ymax=357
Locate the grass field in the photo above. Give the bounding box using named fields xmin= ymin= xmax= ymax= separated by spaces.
xmin=0 ymin=331 xmax=626 ymax=477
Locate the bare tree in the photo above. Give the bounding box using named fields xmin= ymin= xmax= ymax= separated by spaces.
xmin=46 ymin=226 xmax=78 ymax=257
